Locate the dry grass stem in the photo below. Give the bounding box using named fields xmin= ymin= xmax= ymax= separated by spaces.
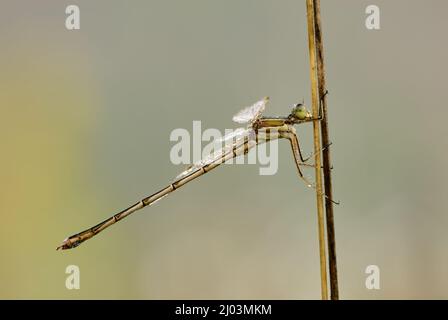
xmin=313 ymin=0 xmax=339 ymax=300
xmin=306 ymin=0 xmax=328 ymax=300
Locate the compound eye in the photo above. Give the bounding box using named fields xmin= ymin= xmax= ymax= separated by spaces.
xmin=293 ymin=105 xmax=308 ymax=120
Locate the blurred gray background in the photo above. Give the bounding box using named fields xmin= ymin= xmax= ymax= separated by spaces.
xmin=1 ymin=0 xmax=447 ymax=299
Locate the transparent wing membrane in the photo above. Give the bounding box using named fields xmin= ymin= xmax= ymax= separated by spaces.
xmin=175 ymin=128 xmax=253 ymax=180
xmin=232 ymin=97 xmax=269 ymax=124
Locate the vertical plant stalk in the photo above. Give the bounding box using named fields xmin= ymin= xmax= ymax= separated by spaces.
xmin=305 ymin=0 xmax=328 ymax=300
xmin=313 ymin=0 xmax=339 ymax=300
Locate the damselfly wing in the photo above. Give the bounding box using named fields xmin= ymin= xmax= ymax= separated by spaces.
xmin=232 ymin=97 xmax=269 ymax=124
xmin=175 ymin=128 xmax=254 ymax=180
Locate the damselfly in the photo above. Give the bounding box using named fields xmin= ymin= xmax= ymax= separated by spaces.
xmin=57 ymin=97 xmax=335 ymax=250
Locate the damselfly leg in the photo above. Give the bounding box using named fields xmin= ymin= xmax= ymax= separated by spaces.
xmin=280 ymin=128 xmax=339 ymax=205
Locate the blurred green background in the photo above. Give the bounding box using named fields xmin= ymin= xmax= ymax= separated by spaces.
xmin=1 ymin=0 xmax=447 ymax=299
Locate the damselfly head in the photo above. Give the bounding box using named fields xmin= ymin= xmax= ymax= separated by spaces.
xmin=290 ymin=103 xmax=311 ymax=121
